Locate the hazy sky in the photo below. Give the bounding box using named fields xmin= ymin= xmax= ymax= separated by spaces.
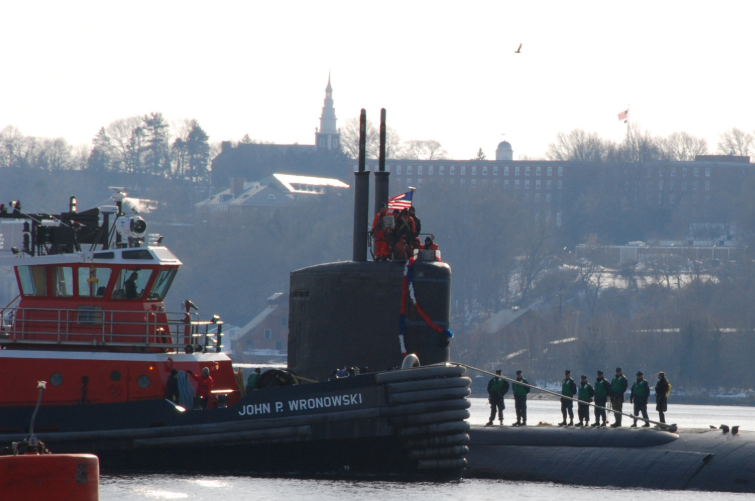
xmin=1 ymin=1 xmax=754 ymax=160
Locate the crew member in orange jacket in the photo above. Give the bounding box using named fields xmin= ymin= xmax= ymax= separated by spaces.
xmin=187 ymin=367 xmax=214 ymax=409
xmin=372 ymin=203 xmax=392 ymax=261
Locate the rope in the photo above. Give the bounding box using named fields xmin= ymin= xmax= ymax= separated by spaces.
xmin=446 ymin=362 xmax=677 ymax=431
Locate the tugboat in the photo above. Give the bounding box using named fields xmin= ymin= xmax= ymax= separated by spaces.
xmin=0 ymin=109 xmax=470 ymax=478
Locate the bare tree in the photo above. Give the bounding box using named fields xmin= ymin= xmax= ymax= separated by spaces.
xmin=516 ymin=220 xmax=559 ymax=303
xmin=106 ymin=116 xmax=142 ymax=172
xmin=340 ymin=117 xmax=378 ymax=159
xmin=0 ymin=125 xmax=25 ymax=168
xmin=70 ymin=144 xmax=89 ymax=171
xmin=717 ymin=128 xmax=754 ymax=156
xmin=385 ymin=126 xmax=404 ymax=159
xmin=618 ymin=124 xmax=663 ymax=162
xmin=546 ymin=129 xmax=614 ymax=162
xmin=661 ymin=132 xmax=709 ymax=161
xmin=576 ymin=235 xmax=606 ymax=316
xmin=405 ymin=140 xmax=447 ymax=160
xmin=38 ymin=138 xmax=73 ymax=171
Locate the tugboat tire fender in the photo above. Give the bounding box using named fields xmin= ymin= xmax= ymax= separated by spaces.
xmin=386 ymin=376 xmax=471 ymax=394
xmin=383 ymin=398 xmax=470 ymax=417
xmin=417 ymin=458 xmax=468 ymax=470
xmin=398 ymin=420 xmax=471 ymax=437
xmin=388 ymin=386 xmax=470 ymax=405
xmin=403 ymin=432 xmax=470 ymax=449
xmin=408 ymin=445 xmax=470 ymax=459
xmin=375 ymin=365 xmax=465 ymax=384
xmin=390 ymin=409 xmax=470 ymax=427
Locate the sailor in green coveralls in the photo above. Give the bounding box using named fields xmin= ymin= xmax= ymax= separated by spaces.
xmin=591 ymin=370 xmax=611 ymax=427
xmin=512 ymin=370 xmax=530 ymax=426
xmin=630 ymin=371 xmax=651 ymax=427
xmin=610 ymin=367 xmax=628 ymax=427
xmin=559 ymin=370 xmax=577 ymax=427
xmin=486 ymin=369 xmax=509 ymax=426
xmin=576 ymin=375 xmax=594 ymax=427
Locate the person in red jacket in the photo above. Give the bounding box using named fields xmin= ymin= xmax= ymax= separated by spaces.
xmin=371 ymin=203 xmax=392 ymax=261
xmin=187 ymin=367 xmax=214 ymax=409
xmin=423 ymin=236 xmax=438 ymax=251
xmin=394 ymin=235 xmax=411 ymax=261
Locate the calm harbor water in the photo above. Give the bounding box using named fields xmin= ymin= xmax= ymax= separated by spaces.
xmin=101 ymin=399 xmax=755 ymax=500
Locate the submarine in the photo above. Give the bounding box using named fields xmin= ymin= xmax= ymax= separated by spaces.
xmin=458 ymin=368 xmax=755 ymax=493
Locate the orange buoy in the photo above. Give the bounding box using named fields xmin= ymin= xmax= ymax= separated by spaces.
xmin=0 ymin=453 xmax=99 ymax=501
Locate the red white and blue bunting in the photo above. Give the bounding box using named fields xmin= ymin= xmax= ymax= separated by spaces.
xmin=399 ymin=257 xmax=453 ymax=356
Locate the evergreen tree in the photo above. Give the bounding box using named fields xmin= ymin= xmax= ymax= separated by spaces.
xmin=186 ymin=120 xmax=210 ymax=183
xmin=171 ymin=137 xmax=188 ymax=179
xmin=87 ymin=128 xmax=113 ymax=172
xmin=142 ymin=112 xmax=170 ymax=176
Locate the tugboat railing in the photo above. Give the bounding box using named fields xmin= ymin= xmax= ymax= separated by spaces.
xmin=0 ymin=306 xmax=223 ymax=353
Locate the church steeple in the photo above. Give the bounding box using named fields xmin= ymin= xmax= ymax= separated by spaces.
xmin=316 ymin=73 xmax=340 ymax=151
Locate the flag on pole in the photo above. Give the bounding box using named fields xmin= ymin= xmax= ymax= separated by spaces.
xmin=388 ymin=190 xmax=413 ymax=211
xmin=618 ymin=110 xmax=629 ymax=121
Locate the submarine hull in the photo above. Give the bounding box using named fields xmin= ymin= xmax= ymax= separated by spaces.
xmin=466 ymin=425 xmax=755 ymax=493
xmin=288 ymin=260 xmax=451 ymax=381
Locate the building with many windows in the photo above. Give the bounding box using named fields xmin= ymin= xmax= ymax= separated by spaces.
xmin=358 ymin=153 xmax=751 ymax=236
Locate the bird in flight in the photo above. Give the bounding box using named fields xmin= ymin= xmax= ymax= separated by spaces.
xmin=515 ymin=43 xmax=522 ymax=53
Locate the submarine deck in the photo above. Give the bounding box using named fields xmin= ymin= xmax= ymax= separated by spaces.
xmin=466 ymin=424 xmax=755 ymax=492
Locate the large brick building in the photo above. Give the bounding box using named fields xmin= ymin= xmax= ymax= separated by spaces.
xmin=360 ymin=153 xmax=751 ymax=237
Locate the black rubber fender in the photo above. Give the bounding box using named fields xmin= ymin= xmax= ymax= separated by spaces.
xmin=417 ymin=458 xmax=468 ymax=470
xmin=390 ymin=409 xmax=470 ymax=428
xmin=398 ymin=420 xmax=471 ymax=437
xmin=408 ymin=445 xmax=469 ymax=459
xmin=388 ymin=386 xmax=470 ymax=405
xmin=403 ymin=432 xmax=470 ymax=449
xmin=386 ymin=376 xmax=471 ymax=394
xmin=375 ymin=365 xmax=466 ymax=384
xmin=382 ymin=398 xmax=470 ymax=417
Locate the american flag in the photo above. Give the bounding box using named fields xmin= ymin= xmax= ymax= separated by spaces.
xmin=388 ymin=190 xmax=413 ymax=211
xmin=618 ymin=109 xmax=629 ymax=121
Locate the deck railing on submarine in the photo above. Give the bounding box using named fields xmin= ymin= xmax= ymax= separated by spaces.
xmin=0 ymin=306 xmax=224 ymax=353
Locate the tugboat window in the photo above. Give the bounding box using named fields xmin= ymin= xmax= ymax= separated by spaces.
xmin=112 ymin=269 xmax=153 ymax=300
xmin=17 ymin=265 xmax=47 ymax=297
xmin=137 ymin=375 xmax=150 ymax=388
xmin=52 ymin=267 xmax=74 ymax=297
xmin=78 ymin=267 xmax=112 ymax=297
xmin=148 ymin=269 xmax=177 ymax=300
xmin=50 ymin=372 xmax=63 ymax=386
xmin=110 ymin=370 xmax=121 ymax=382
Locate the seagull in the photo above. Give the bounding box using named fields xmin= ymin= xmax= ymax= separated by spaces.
xmin=515 ymin=43 xmax=522 ymax=53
